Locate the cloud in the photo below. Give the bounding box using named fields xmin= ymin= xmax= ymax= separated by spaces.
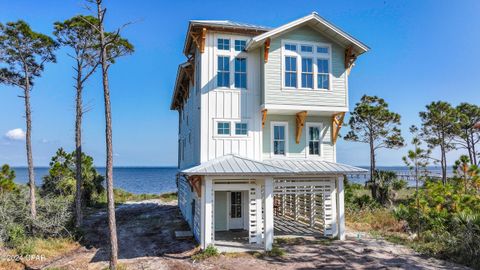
xmin=5 ymin=128 xmax=26 ymax=141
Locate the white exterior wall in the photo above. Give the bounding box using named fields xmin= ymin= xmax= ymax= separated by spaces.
xmin=200 ymin=32 xmax=263 ymax=163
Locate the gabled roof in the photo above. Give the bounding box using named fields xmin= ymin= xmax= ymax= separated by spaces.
xmin=181 ymin=155 xmax=368 ymax=176
xmin=189 ymin=20 xmax=271 ymax=31
xmin=182 ymin=154 xmax=292 ymax=176
xmin=246 ymin=12 xmax=369 ymax=56
xmin=170 ymin=62 xmax=192 ymax=110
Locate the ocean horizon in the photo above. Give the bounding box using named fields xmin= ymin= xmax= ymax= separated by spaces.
xmin=10 ymin=165 xmax=451 ymax=194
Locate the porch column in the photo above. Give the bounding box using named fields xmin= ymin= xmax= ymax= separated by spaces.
xmin=336 ymin=176 xmax=346 ymax=240
xmin=201 ymin=176 xmax=213 ymax=249
xmin=264 ymin=177 xmax=274 ymax=251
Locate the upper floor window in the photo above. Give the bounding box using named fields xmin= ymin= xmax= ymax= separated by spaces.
xmin=317 ymin=59 xmax=329 ymax=90
xmin=234 ymin=58 xmax=247 ymax=88
xmin=217 ymin=38 xmax=230 ymax=50
xmin=285 ymin=44 xmax=297 ymax=52
xmin=235 ymin=40 xmax=246 ymax=51
xmin=217 ymin=56 xmax=230 ymax=87
xmin=273 ymin=124 xmax=286 ymax=155
xmin=217 ymin=122 xmax=230 ymax=135
xmin=283 ymin=41 xmax=331 ymax=90
xmin=308 ymin=125 xmax=321 ymax=156
xmin=301 ymin=58 xmax=313 ymax=88
xmin=285 ymin=56 xmax=297 ymax=88
xmin=235 ymin=123 xmax=248 ymax=135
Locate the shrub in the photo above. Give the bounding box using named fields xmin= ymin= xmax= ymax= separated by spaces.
xmin=0 ymin=164 xmax=16 ymax=193
xmin=191 ymin=245 xmax=219 ymax=260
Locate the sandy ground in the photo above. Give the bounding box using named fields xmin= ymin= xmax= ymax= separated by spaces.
xmin=35 ymin=199 xmax=470 ymax=270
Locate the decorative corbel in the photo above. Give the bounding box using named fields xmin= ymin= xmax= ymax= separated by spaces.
xmin=295 ymin=111 xmax=307 ymax=144
xmin=200 ymin=28 xmax=207 ymax=53
xmin=332 ymin=112 xmax=345 ymax=144
xmin=190 ymin=27 xmax=207 ymax=54
xmin=264 ymin=38 xmax=271 ymax=63
xmin=261 ymin=109 xmax=268 ymax=128
xmin=344 ymin=45 xmax=357 ymax=75
xmin=188 ymin=175 xmax=202 ymax=197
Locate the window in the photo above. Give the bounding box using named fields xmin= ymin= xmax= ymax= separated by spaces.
xmin=234 ymin=40 xmax=246 ymax=51
xmin=285 ymin=44 xmax=297 ymax=51
xmin=301 ymin=58 xmax=313 ymax=88
xmin=217 ymin=38 xmax=230 ymax=50
xmin=308 ymin=126 xmax=321 ymax=155
xmin=273 ymin=125 xmax=286 ymax=155
xmin=217 ymin=122 xmax=230 ymax=135
xmin=235 ymin=123 xmax=247 ymax=135
xmin=317 ymin=59 xmax=329 ymax=89
xmin=234 ymin=58 xmax=247 ymax=88
xmin=285 ymin=56 xmax=297 ymax=87
xmin=301 ymin=45 xmax=313 ymax=52
xmin=317 ymin=46 xmax=329 ymax=54
xmin=230 ymin=192 xmax=242 ymax=218
xmin=217 ymin=56 xmax=230 ymax=87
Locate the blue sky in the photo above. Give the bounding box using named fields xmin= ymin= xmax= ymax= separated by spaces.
xmin=0 ymin=0 xmax=479 ymax=167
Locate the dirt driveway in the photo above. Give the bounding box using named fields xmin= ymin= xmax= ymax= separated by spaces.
xmin=40 ymin=199 xmax=470 ymax=270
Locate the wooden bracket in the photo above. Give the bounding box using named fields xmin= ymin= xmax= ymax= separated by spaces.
xmin=261 ymin=109 xmax=268 ymax=128
xmin=264 ymin=38 xmax=271 ymax=63
xmin=344 ymin=45 xmax=357 ymax=75
xmin=184 ymin=65 xmax=194 ymax=84
xmin=190 ymin=28 xmax=207 ymax=54
xmin=332 ymin=112 xmax=345 ymax=144
xmin=295 ymin=111 xmax=308 ymax=144
xmin=188 ymin=175 xmax=202 ymax=197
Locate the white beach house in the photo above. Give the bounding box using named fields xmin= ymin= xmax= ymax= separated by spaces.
xmin=171 ymin=12 xmax=369 ymax=251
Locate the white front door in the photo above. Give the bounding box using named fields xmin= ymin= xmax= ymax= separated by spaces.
xmin=229 ymin=191 xmax=244 ymax=229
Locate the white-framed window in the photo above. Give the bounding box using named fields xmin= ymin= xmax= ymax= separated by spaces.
xmin=234 ymin=58 xmax=247 ymax=89
xmin=217 ymin=56 xmax=230 ymax=87
xmin=301 ymin=58 xmax=313 ymax=89
xmin=285 ymin=56 xmax=297 ymax=87
xmin=217 ymin=38 xmax=230 ymax=50
xmin=271 ymin=122 xmax=288 ymax=156
xmin=306 ymin=123 xmax=323 ymax=157
xmin=217 ymin=122 xmax=230 ymax=135
xmin=282 ymin=40 xmax=332 ymax=91
xmin=234 ymin=40 xmax=246 ymax=51
xmin=235 ymin=122 xmax=248 ymax=135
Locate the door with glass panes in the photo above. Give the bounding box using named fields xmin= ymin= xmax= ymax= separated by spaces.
xmin=228 ymin=191 xmax=244 ymax=229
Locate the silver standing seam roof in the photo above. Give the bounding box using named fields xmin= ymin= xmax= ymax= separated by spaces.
xmin=189 ymin=20 xmax=272 ymax=31
xmin=181 ymin=154 xmax=367 ymax=176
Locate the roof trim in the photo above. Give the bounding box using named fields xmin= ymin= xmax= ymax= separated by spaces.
xmin=246 ymin=12 xmax=369 ymax=53
xmin=170 ymin=62 xmax=191 ymax=110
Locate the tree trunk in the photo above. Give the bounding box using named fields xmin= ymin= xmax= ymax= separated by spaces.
xmin=96 ymin=1 xmax=118 ymax=268
xmin=471 ymin=132 xmax=478 ymax=165
xmin=24 ymin=74 xmax=36 ymax=219
xmin=75 ymin=63 xmax=83 ymax=228
xmin=440 ymin=144 xmax=447 ymax=185
xmin=369 ymin=139 xmax=377 ymax=199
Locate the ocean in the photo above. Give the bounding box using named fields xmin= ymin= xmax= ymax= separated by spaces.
xmin=11 ymin=166 xmax=450 ymax=194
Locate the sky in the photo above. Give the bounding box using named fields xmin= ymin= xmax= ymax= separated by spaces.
xmin=0 ymin=0 xmax=479 ymax=167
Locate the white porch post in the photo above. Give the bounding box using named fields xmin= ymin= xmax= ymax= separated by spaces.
xmin=255 ymin=180 xmax=263 ymax=244
xmin=201 ymin=176 xmax=213 ymax=249
xmin=336 ymin=176 xmax=346 ymax=240
xmin=264 ymin=177 xmax=274 ymax=251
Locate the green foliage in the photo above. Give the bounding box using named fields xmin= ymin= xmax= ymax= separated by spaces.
xmin=455 ymin=103 xmax=480 ymax=165
xmin=0 ymin=164 xmax=16 ymax=192
xmin=0 ymin=20 xmax=58 ymax=88
xmin=392 ymin=179 xmax=408 ymax=191
xmin=191 ymin=244 xmax=219 ymax=260
xmin=266 ymin=246 xmax=286 ymax=257
xmin=402 ymin=125 xmax=431 ymax=187
xmin=41 ymin=148 xmax=104 ymax=205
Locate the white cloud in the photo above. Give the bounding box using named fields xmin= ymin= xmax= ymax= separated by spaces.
xmin=5 ymin=128 xmax=26 ymax=141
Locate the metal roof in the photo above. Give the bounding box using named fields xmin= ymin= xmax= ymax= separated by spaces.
xmin=263 ymin=159 xmax=368 ymax=175
xmin=181 ymin=155 xmax=368 ymax=176
xmin=189 ymin=20 xmax=272 ymax=31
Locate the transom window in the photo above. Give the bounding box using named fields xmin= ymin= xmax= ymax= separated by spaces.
xmin=235 ymin=123 xmax=248 ymax=135
xmin=273 ymin=125 xmax=286 ymax=155
xmin=301 ymin=58 xmax=313 ymax=88
xmin=308 ymin=125 xmax=321 ymax=155
xmin=217 ymin=56 xmax=230 ymax=87
xmin=285 ymin=56 xmax=297 ymax=87
xmin=285 ymin=44 xmax=297 ymax=51
xmin=217 ymin=122 xmax=230 ymax=135
xmin=283 ymin=41 xmax=331 ymax=90
xmin=234 ymin=58 xmax=247 ymax=88
xmin=217 ymin=38 xmax=230 ymax=50
xmin=234 ymin=40 xmax=246 ymax=51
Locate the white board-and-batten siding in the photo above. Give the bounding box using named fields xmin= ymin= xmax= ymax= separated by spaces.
xmin=263 ymin=25 xmax=349 ymax=111
xmin=200 ymin=32 xmax=263 ymax=163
